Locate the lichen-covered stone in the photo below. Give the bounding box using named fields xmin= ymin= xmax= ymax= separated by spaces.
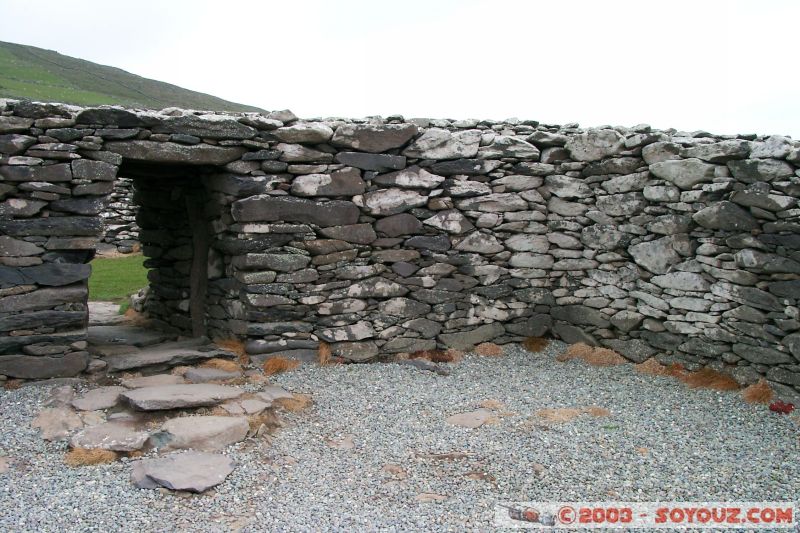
xmin=332 ymin=123 xmax=418 ymax=153
xmin=565 ymin=129 xmax=625 ymax=161
xmin=402 ymin=128 xmax=481 ymax=160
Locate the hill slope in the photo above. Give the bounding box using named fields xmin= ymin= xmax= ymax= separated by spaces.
xmin=0 ymin=41 xmax=263 ymax=112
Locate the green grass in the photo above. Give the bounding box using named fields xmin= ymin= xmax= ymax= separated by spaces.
xmin=88 ymin=254 xmax=149 ymax=304
xmin=0 ymin=40 xmax=263 ymax=112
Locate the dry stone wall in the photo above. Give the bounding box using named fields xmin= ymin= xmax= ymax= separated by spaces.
xmin=100 ymin=177 xmax=139 ymax=253
xmin=0 ymin=100 xmax=799 ymax=401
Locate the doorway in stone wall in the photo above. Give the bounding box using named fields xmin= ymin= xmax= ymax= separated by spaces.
xmin=119 ymin=161 xmax=215 ymax=338
xmin=87 ymin=160 xmax=218 ymax=346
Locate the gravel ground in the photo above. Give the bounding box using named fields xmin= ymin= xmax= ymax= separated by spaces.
xmin=1 ymin=340 xmax=798 ymax=532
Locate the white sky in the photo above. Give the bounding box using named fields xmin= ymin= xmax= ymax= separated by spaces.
xmin=2 ymin=0 xmax=799 ymax=136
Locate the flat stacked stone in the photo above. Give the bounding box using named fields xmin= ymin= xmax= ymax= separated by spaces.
xmin=0 ymin=99 xmax=798 ymax=401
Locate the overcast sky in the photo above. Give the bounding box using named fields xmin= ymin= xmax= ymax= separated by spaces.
xmin=2 ymin=0 xmax=798 ymax=136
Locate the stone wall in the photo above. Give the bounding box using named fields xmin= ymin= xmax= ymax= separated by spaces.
xmin=0 ymin=100 xmax=798 ymax=401
xmin=100 ymin=176 xmax=139 ymax=253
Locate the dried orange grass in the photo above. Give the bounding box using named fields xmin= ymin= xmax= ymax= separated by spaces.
xmin=214 ymin=338 xmax=249 ymax=365
xmin=741 ymin=379 xmax=774 ymax=403
xmin=201 ymin=358 xmax=242 ymax=373
xmin=122 ymin=308 xmax=150 ymax=326
xmin=318 ymin=341 xmax=332 ymax=365
xmin=635 ymin=358 xmax=671 ymax=376
xmin=475 ymin=343 xmax=503 ymax=356
xmin=557 ymin=343 xmax=627 ymax=366
xmin=522 ymin=337 xmax=550 ymax=353
xmin=479 ymin=399 xmax=506 ymax=411
xmin=248 ymin=410 xmax=281 ymax=433
xmin=209 ymin=406 xmax=230 ymax=417
xmin=273 ymin=394 xmax=312 ymax=412
xmin=679 ymin=367 xmax=741 ymax=391
xmin=262 ymin=356 xmax=300 ymax=376
xmin=65 ymin=448 xmax=118 ymax=467
xmin=3 ymin=379 xmax=22 ymax=390
xmin=409 ymin=349 xmax=463 ymax=363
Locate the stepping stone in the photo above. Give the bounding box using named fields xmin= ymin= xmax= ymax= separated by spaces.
xmin=70 ymin=421 xmax=150 ymax=451
xmin=72 ymin=386 xmax=126 ymax=411
xmin=257 ymin=385 xmax=294 ymax=405
xmin=121 ymin=374 xmax=185 ymax=389
xmin=43 ymin=385 xmax=76 ymax=407
xmin=88 ymin=344 xmax=139 ymax=358
xmin=445 ymin=408 xmax=495 ymax=429
xmin=131 ymin=451 xmax=235 ymax=493
xmin=221 ymin=401 xmax=245 ymax=415
xmin=32 ymin=407 xmax=83 ymax=441
xmin=105 ymin=342 xmax=232 ymax=373
xmin=151 ymin=416 xmax=249 ymax=451
xmin=87 ymin=325 xmax=174 ymax=347
xmin=88 ymin=302 xmax=127 ymax=326
xmin=121 ymin=384 xmax=244 ymax=410
xmin=183 ymin=367 xmax=241 ymax=383
xmin=240 ymin=399 xmax=269 ymax=414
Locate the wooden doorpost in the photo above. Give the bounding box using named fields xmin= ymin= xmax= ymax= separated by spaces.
xmin=185 ymin=192 xmax=209 ymax=338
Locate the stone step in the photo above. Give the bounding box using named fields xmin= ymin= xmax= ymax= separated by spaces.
xmin=149 ymin=415 xmax=249 ymax=451
xmin=120 ymin=374 xmax=185 ymax=388
xmin=87 ymin=325 xmax=176 ymax=347
xmin=104 ymin=339 xmax=235 ymax=373
xmin=131 ymin=451 xmax=235 ymax=492
xmin=70 ymin=421 xmax=150 ymax=451
xmin=183 ymin=367 xmax=242 ymax=383
xmin=87 ymin=301 xmax=128 ymax=326
xmin=121 ymin=384 xmax=244 ymax=410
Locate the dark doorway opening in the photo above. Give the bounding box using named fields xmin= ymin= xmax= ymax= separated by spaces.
xmin=116 ymin=161 xmax=218 ymax=338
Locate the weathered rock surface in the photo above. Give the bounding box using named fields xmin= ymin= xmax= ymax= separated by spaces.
xmin=565 ymin=129 xmax=624 ymax=161
xmin=0 ymin=352 xmax=89 ymax=379
xmin=106 ymin=140 xmax=246 ymax=164
xmin=183 ymin=367 xmax=242 ymax=383
xmin=121 ymin=384 xmax=244 ymax=411
xmin=272 ymin=122 xmax=333 ymax=144
xmin=72 ymin=386 xmax=126 ymax=411
xmin=232 ymin=195 xmax=359 ymax=227
xmin=290 ymin=167 xmax=365 ymax=197
xmin=650 ymin=158 xmax=716 ymax=189
xmin=692 ymin=201 xmax=759 ymax=231
xmin=438 ymin=323 xmax=504 ymax=350
xmin=131 ymin=451 xmax=235 ymax=492
xmin=373 ymin=166 xmax=444 ymax=189
xmin=153 ymin=416 xmax=249 ymax=451
xmin=104 ymin=344 xmax=231 ymax=373
xmin=70 ymin=421 xmax=150 ymax=451
xmin=403 ymin=128 xmax=481 ymax=160
xmin=363 ymin=189 xmax=428 ymax=215
xmin=32 ymin=407 xmax=83 ymax=440
xmin=332 ymin=123 xmax=418 ymax=153
xmin=121 ymin=374 xmax=185 ymax=389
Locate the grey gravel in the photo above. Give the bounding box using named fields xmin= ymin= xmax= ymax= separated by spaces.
xmin=1 ymin=340 xmax=798 ymax=532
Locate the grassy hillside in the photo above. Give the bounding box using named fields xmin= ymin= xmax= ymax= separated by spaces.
xmin=0 ymin=40 xmax=263 ymax=112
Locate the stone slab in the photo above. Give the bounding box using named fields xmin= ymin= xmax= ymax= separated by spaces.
xmin=121 ymin=384 xmax=244 ymax=410
xmin=70 ymin=421 xmax=150 ymax=451
xmin=153 ymin=416 xmax=249 ymax=451
xmin=131 ymin=451 xmax=235 ymax=493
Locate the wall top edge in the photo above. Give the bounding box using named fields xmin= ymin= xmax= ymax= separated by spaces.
xmin=1 ymin=98 xmax=795 ymax=143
